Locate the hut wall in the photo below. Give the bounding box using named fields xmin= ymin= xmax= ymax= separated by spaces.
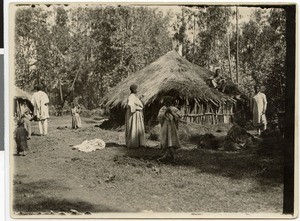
xmin=109 ymin=99 xmax=239 ymax=127
xmin=180 ymin=100 xmax=234 ymax=125
xmin=232 ymin=99 xmax=250 ymax=124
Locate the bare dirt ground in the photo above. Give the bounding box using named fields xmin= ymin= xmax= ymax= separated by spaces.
xmin=12 ymin=116 xmax=283 ymax=215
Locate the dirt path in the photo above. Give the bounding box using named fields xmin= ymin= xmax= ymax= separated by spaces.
xmin=12 ymin=116 xmax=283 ymax=214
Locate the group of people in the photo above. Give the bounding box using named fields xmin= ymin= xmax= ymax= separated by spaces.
xmin=14 ymin=85 xmax=50 ymax=156
xmin=125 ymin=84 xmax=182 ymax=162
xmin=14 ymin=84 xmax=82 ymax=156
xmin=125 ymin=81 xmax=268 ymax=161
xmin=209 ymin=69 xmax=268 ymax=136
xmin=15 ymin=79 xmax=267 ymax=158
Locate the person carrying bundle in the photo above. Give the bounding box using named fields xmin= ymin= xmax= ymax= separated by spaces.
xmin=157 ymin=96 xmax=182 ymax=162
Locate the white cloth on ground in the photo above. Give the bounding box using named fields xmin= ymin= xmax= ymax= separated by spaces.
xmin=72 ymin=139 xmax=106 ymax=152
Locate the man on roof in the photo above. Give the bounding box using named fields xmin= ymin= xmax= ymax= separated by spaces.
xmin=210 ymin=69 xmax=226 ymax=92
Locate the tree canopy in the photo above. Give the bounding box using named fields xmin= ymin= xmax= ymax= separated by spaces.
xmin=14 ymin=5 xmax=286 ymax=119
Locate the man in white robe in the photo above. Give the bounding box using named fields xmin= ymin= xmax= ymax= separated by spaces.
xmin=31 ymin=85 xmax=50 ymax=136
xmin=125 ymin=84 xmax=145 ymax=148
xmin=251 ymin=85 xmax=267 ymax=136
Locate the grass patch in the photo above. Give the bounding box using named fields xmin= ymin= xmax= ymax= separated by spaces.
xmin=12 ymin=115 xmax=284 ymax=213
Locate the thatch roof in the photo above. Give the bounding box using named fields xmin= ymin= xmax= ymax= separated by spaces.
xmin=103 ymin=50 xmax=235 ymax=108
xmin=14 ymin=86 xmax=32 ymax=100
xmin=14 ymin=86 xmax=34 ymax=113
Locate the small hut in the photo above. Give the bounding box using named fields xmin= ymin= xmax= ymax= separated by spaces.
xmin=14 ymin=86 xmax=33 ymax=118
xmin=103 ymin=51 xmax=245 ymax=125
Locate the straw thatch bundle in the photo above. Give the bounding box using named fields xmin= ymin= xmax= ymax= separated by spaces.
xmin=103 ymin=50 xmax=233 ymax=109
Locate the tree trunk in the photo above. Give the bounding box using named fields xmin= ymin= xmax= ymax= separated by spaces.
xmin=59 ymin=79 xmax=63 ymax=104
xmin=192 ymin=12 xmax=196 ymax=62
xmin=235 ymin=6 xmax=239 ymax=84
xmin=227 ymin=31 xmax=233 ymax=81
xmin=178 ymin=43 xmax=183 ymax=57
xmin=59 ymin=70 xmax=81 ymax=108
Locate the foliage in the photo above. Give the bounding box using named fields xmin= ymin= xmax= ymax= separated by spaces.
xmin=170 ymin=6 xmax=286 ymax=120
xmin=238 ymin=8 xmax=286 ymax=118
xmin=15 ymin=5 xmax=172 ymax=109
xmin=15 ymin=5 xmax=287 ymax=120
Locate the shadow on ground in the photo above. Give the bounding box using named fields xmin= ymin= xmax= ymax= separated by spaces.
xmin=121 ymin=137 xmax=284 ymax=186
xmin=13 ymin=179 xmax=119 ymax=213
xmin=105 ymin=142 xmax=126 ymax=148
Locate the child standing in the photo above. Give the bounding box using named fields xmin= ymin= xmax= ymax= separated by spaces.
xmin=71 ymin=104 xmax=82 ymax=129
xmin=20 ymin=101 xmax=33 ymax=139
xmin=157 ymin=96 xmax=182 ymax=162
xmin=14 ymin=118 xmax=29 ymax=156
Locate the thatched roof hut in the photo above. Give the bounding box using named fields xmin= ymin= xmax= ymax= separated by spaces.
xmin=103 ymin=51 xmax=245 ymax=125
xmin=14 ymin=86 xmax=34 ymax=118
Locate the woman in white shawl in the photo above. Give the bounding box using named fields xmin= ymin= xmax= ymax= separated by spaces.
xmin=125 ymin=84 xmax=145 ymax=148
xmin=157 ymin=96 xmax=182 ymax=162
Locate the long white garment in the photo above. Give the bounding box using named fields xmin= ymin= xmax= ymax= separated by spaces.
xmin=31 ymin=91 xmax=50 ymax=120
xmin=71 ymin=107 xmax=82 ymax=129
xmin=252 ymin=92 xmax=267 ymax=127
xmin=38 ymin=120 xmax=48 ymax=135
xmin=125 ymin=93 xmax=145 ymax=148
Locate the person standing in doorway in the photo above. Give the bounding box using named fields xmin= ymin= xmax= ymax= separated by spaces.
xmin=251 ymin=85 xmax=267 ymax=136
xmin=31 ymin=84 xmax=50 ymax=136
